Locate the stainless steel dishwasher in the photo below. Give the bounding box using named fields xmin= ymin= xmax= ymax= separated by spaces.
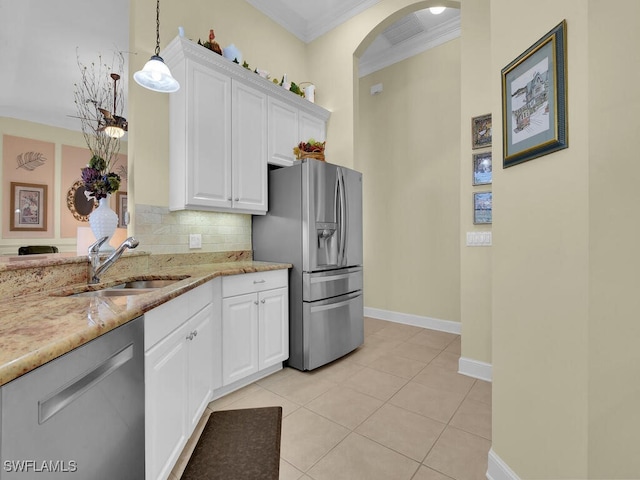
xmin=1 ymin=316 xmax=144 ymax=479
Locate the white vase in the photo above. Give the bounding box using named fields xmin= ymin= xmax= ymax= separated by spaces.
xmin=89 ymin=196 xmax=118 ymax=252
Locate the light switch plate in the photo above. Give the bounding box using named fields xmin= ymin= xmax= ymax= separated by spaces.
xmin=189 ymin=233 xmax=202 ymax=249
xmin=466 ymin=231 xmax=492 ymax=247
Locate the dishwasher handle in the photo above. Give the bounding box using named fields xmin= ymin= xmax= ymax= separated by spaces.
xmin=38 ymin=343 xmax=134 ymax=424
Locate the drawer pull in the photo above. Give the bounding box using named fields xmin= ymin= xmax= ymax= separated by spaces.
xmin=261 ymin=299 xmax=266 ymax=304
xmin=253 ymin=280 xmax=266 ymax=284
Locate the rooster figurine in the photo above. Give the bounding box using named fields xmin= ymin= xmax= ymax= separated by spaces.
xmin=208 ymin=29 xmax=222 ymax=55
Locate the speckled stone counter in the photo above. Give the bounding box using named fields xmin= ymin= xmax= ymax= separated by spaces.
xmin=0 ymin=252 xmax=290 ymax=387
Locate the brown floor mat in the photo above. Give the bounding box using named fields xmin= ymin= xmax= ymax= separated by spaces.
xmin=181 ymin=406 xmax=283 ymax=480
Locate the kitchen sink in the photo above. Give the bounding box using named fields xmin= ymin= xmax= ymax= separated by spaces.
xmin=58 ymin=276 xmax=190 ymax=298
xmin=112 ymin=279 xmax=184 ymax=289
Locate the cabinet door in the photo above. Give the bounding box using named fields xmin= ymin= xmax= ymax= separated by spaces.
xmin=145 ymin=321 xmax=190 ymax=480
xmin=186 ymin=60 xmax=232 ymax=209
xmin=299 ymin=111 xmax=326 ymax=145
xmin=186 ymin=304 xmax=214 ymax=432
xmin=222 ymin=293 xmax=259 ymax=385
xmin=231 ymin=81 xmax=268 ymax=213
xmin=268 ymin=97 xmax=299 ymax=166
xmin=259 ymin=287 xmax=289 ymax=370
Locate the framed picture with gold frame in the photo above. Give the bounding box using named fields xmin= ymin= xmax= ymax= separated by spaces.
xmin=473 ymin=191 xmax=492 ymax=225
xmin=471 ymin=114 xmax=492 ymax=150
xmin=10 ymin=182 xmax=48 ymax=231
xmin=502 ymin=20 xmax=568 ymax=168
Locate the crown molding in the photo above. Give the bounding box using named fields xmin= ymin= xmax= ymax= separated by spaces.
xmin=245 ymin=0 xmax=381 ymax=43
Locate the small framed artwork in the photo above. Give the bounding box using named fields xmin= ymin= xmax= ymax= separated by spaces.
xmin=10 ymin=182 xmax=48 ymax=231
xmin=502 ymin=20 xmax=568 ymax=168
xmin=472 ymin=152 xmax=492 ymax=186
xmin=116 ymin=191 xmax=128 ymax=228
xmin=471 ymin=114 xmax=492 ymax=149
xmin=473 ymin=191 xmax=492 ymax=225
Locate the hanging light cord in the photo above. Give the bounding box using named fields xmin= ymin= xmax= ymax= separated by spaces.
xmin=154 ymin=0 xmax=161 ymax=56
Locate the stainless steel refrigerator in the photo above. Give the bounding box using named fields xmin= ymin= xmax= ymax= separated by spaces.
xmin=252 ymin=159 xmax=363 ymax=371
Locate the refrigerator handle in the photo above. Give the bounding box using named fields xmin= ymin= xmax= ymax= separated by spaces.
xmin=337 ymin=168 xmax=347 ymax=266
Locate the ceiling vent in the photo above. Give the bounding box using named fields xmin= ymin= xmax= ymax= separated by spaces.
xmin=382 ymin=13 xmax=425 ymax=45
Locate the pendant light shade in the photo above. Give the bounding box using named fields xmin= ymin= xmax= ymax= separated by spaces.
xmin=134 ymin=55 xmax=179 ymax=93
xmin=134 ymin=0 xmax=179 ymax=93
xmin=429 ymin=6 xmax=446 ymax=14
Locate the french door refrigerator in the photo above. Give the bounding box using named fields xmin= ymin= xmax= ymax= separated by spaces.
xmin=253 ymin=159 xmax=363 ymax=371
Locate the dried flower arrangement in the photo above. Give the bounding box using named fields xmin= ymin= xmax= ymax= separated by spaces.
xmin=74 ymin=50 xmax=124 ymax=200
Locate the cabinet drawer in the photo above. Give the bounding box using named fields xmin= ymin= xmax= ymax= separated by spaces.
xmin=222 ymin=269 xmax=287 ymax=298
xmin=145 ymin=281 xmax=213 ymax=350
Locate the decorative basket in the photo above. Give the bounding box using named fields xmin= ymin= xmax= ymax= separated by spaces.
xmin=297 ymin=151 xmax=325 ymax=162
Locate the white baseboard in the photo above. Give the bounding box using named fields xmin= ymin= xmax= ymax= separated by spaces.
xmin=459 ymin=356 xmax=493 ymax=382
xmin=486 ymin=449 xmax=521 ymax=480
xmin=364 ymin=307 xmax=461 ymax=334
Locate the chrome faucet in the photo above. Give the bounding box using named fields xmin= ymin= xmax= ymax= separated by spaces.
xmin=88 ymin=236 xmax=140 ymax=284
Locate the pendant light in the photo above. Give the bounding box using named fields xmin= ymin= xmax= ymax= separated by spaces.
xmin=429 ymin=6 xmax=446 ymax=14
xmin=134 ymin=0 xmax=179 ymax=93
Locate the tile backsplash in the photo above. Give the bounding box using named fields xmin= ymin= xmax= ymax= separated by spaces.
xmin=134 ymin=205 xmax=252 ymax=254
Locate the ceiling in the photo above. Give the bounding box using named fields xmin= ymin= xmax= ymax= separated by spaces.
xmin=0 ymin=0 xmax=458 ymax=132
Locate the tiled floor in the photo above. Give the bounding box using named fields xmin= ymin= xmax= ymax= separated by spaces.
xmin=170 ymin=318 xmax=492 ymax=480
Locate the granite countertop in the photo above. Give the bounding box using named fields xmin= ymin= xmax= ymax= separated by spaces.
xmin=0 ymin=260 xmax=290 ymax=387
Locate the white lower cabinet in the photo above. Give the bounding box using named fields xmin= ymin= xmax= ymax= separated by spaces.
xmin=145 ymin=282 xmax=214 ymax=480
xmin=221 ymin=271 xmax=289 ymax=387
xmin=144 ymin=271 xmax=288 ymax=480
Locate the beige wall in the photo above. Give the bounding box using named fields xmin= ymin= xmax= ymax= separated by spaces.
xmin=490 ymin=0 xmax=640 ymax=478
xmin=459 ymin=0 xmax=492 ymax=363
xmin=358 ymin=39 xmax=461 ymax=322
xmin=491 ymin=0 xmax=591 ymax=476
xmin=587 ymin=1 xmax=640 ymax=476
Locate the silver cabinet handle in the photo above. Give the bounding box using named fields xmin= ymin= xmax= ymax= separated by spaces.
xmin=254 ymin=300 xmax=259 ymax=305
xmin=186 ymin=330 xmax=198 ymax=341
xmin=234 ymin=198 xmax=239 ymax=202
xmin=227 ymin=197 xmax=232 ymax=201
xmin=253 ymin=279 xmax=266 ymax=284
xmin=261 ymin=299 xmax=266 ymax=304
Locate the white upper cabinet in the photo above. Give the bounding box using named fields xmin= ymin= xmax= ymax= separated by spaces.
xmin=163 ymin=36 xmax=330 ymax=213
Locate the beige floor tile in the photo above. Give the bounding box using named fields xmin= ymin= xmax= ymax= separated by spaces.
xmin=429 ymin=351 xmax=461 ymax=372
xmin=219 ymin=385 xmax=301 ymax=418
xmin=256 ymin=366 xmax=299 ymax=389
xmin=280 ymin=408 xmax=350 ymax=472
xmin=307 ymin=432 xmax=420 ymax=480
xmin=208 ymin=383 xmax=262 ymax=410
xmin=368 ymin=352 xmax=428 ymax=379
xmin=423 ymin=426 xmax=491 ymax=480
xmin=265 ymin=369 xmax=336 ymax=405
xmin=389 ymin=382 xmax=466 ymax=424
xmin=466 ymin=379 xmax=492 ymax=405
xmin=375 ymin=323 xmax=423 ymax=342
xmin=449 ymin=397 xmax=492 ymax=440
xmin=342 ymin=366 xmax=408 ymax=401
xmin=389 ymin=342 xmax=442 ymax=364
xmin=306 ymin=385 xmax=383 ymax=429
xmin=346 ymin=343 xmax=388 ymax=366
xmin=411 ymin=364 xmax=475 ymax=396
xmin=406 ymin=330 xmax=458 ymax=350
xmin=444 ymin=336 xmax=461 ymax=355
xmin=356 ymin=403 xmax=446 ymax=462
xmin=306 ymin=357 xmax=365 ymax=383
xmin=363 ymin=332 xmax=406 ymax=351
xmin=411 ymin=465 xmax=455 ymax=480
xmin=364 ymin=317 xmax=391 ymax=336
xmin=279 ymin=459 xmax=304 ymax=480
